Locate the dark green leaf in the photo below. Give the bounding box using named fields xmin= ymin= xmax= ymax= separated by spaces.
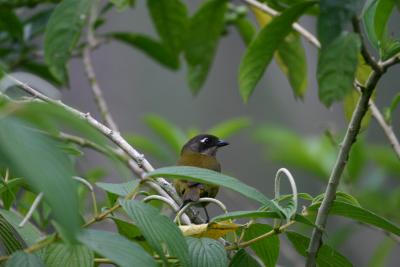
xmin=318 ymin=0 xmax=360 ymax=47
xmin=5 ymin=251 xmax=44 ymax=267
xmin=120 ymin=200 xmax=190 ymax=267
xmin=229 ymin=249 xmax=261 ymax=267
xmin=96 ymin=180 xmax=139 ymax=197
xmin=23 ymin=8 xmax=54 ymax=40
xmin=207 ymin=117 xmax=251 ymax=139
xmin=0 ymin=8 xmax=23 ymax=41
xmin=143 ymin=114 xmax=186 ymax=155
xmin=43 ymin=243 xmax=93 ymax=267
xmin=186 ymin=237 xmax=227 ymax=267
xmin=317 ymin=32 xmax=360 ymax=107
xmin=147 ymin=166 xmax=282 ymax=213
xmin=286 ymin=231 xmax=352 ymax=267
xmin=243 ymin=224 xmax=279 ymax=267
xmin=239 ymin=1 xmax=315 ymax=102
xmin=111 ymin=217 xmax=142 ymax=240
xmin=0 ymin=118 xmax=80 ymax=241
xmin=147 ymin=0 xmax=188 ymax=55
xmin=234 ymin=18 xmax=256 ymax=45
xmin=362 ymin=0 xmax=380 ymax=49
xmin=0 ymin=214 xmax=26 ymax=256
xmin=21 ymin=61 xmax=62 ymax=86
xmin=184 ymin=0 xmax=228 ymax=93
xmin=78 ymin=229 xmax=157 ymax=267
xmin=308 ymin=201 xmax=400 ymax=236
xmin=44 ymin=0 xmax=92 ymax=83
xmin=109 ymin=32 xmax=179 ymax=69
xmin=275 ymin=33 xmax=307 ymax=98
xmin=0 ymin=209 xmax=42 ymax=246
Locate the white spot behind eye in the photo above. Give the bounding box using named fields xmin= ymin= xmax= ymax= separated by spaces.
xmin=200 ymin=137 xmax=208 ymax=143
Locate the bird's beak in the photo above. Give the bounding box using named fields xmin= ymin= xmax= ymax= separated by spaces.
xmin=217 ymin=140 xmax=229 ymax=147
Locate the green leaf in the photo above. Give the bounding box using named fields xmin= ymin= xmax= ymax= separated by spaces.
xmin=238 ymin=1 xmax=315 ymax=102
xmin=317 ymin=0 xmax=360 ymax=47
xmin=5 ymin=251 xmax=44 ymax=267
xmin=21 ymin=61 xmax=62 ymax=86
xmin=147 ymin=0 xmax=188 ymax=55
xmin=254 ymin=126 xmax=333 ymax=179
xmin=363 ymin=0 xmax=380 ymax=49
xmin=186 ymin=237 xmax=227 ymax=267
xmin=368 ymin=145 xmax=400 ymax=174
xmin=368 ymin=237 xmax=395 ymax=267
xmin=120 ymin=200 xmax=190 ymax=267
xmin=207 ymin=117 xmax=251 ymax=139
xmin=110 ymin=0 xmax=135 ymax=11
xmin=124 ymin=134 xmax=170 ymax=162
xmin=308 ymin=201 xmax=400 ymax=236
xmin=275 ymin=33 xmax=308 ymax=98
xmin=78 ymin=229 xmax=157 ymax=267
xmin=286 ymin=231 xmax=352 ymax=267
xmin=96 ymin=180 xmax=139 ymax=197
xmin=44 ymin=0 xmax=92 ymax=83
xmin=243 ymin=224 xmax=279 ymax=267
xmin=229 ymin=249 xmax=261 ymax=267
xmin=143 ymin=114 xmax=186 ymax=155
xmin=317 ymin=32 xmax=361 ymax=107
xmin=384 ymin=92 xmax=400 ymax=123
xmin=0 ymin=214 xmax=26 ymax=256
xmin=147 ymin=166 xmax=282 ymax=213
xmin=109 ymin=32 xmax=179 ymax=69
xmin=23 ymin=8 xmax=54 ymax=40
xmin=234 ymin=18 xmax=256 ymax=46
xmin=312 ymin=192 xmax=361 ymax=206
xmin=212 ymin=210 xmax=314 ymax=227
xmin=43 ymin=243 xmax=93 ymax=267
xmin=0 ymin=8 xmax=23 ymax=41
xmin=0 ymin=209 xmax=42 ymax=247
xmin=0 ymin=118 xmax=80 ymax=241
xmin=184 ymin=0 xmax=228 ymax=93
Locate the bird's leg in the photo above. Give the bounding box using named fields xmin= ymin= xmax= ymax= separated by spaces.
xmin=203 ymin=207 xmax=210 ymax=223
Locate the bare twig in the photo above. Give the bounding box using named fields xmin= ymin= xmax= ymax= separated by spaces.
xmin=83 ymin=1 xmax=118 ymax=131
xmin=72 ymin=176 xmax=98 ymax=217
xmin=18 ymin=192 xmax=43 ymax=228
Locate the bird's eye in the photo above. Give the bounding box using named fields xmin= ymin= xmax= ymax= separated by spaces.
xmin=200 ymin=137 xmax=209 ymax=144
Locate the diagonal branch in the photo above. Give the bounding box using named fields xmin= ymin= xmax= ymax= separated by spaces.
xmin=3 ymin=74 xmax=194 ymax=225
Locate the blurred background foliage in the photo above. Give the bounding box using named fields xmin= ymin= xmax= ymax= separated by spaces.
xmin=0 ymin=0 xmax=399 ymax=266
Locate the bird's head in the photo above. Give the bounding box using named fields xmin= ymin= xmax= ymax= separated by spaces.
xmin=181 ymin=134 xmax=229 ymax=156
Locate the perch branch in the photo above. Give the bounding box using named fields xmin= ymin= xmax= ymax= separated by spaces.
xmin=3 ymin=74 xmax=192 ymax=224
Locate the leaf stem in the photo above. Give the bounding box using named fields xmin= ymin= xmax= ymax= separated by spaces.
xmin=225 ymin=220 xmax=295 ymax=250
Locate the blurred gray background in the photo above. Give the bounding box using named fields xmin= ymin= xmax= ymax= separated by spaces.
xmin=59 ymin=1 xmax=399 ymax=266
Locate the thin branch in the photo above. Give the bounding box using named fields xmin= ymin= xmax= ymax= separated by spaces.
xmin=306 ymin=70 xmax=383 ymax=267
xmin=3 ymin=74 xmax=192 ymax=224
xmin=18 ymin=192 xmax=43 ymax=228
xmin=72 ymin=176 xmax=98 ymax=217
xmin=243 ymin=0 xmax=320 ymax=48
xmin=225 ymin=220 xmax=295 ymax=250
xmin=143 ymin=195 xmax=180 ymax=212
xmin=83 ymin=1 xmax=118 ymax=131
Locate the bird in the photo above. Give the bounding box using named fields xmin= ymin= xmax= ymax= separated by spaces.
xmin=174 ymin=134 xmax=229 ymax=222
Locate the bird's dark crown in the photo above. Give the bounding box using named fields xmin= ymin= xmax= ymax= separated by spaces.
xmin=181 ymin=134 xmax=229 ymax=156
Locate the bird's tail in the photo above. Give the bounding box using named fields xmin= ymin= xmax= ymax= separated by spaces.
xmin=182 ymin=186 xmax=200 ymax=206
